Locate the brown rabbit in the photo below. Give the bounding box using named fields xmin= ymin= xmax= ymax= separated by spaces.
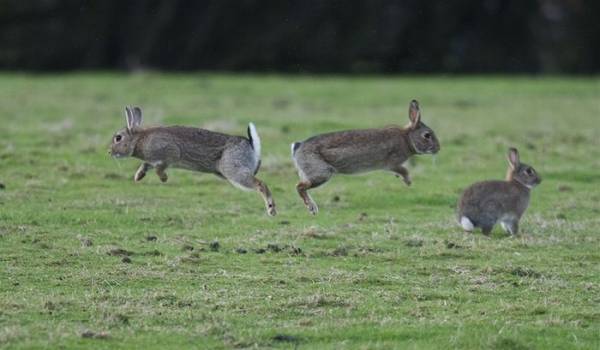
xmin=291 ymin=100 xmax=440 ymax=214
xmin=457 ymin=148 xmax=541 ymax=235
xmin=110 ymin=106 xmax=276 ymax=216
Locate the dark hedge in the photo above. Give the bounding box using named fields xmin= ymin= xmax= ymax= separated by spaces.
xmin=0 ymin=0 xmax=597 ymax=73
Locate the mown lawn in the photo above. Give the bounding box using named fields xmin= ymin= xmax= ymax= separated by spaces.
xmin=0 ymin=73 xmax=599 ymax=349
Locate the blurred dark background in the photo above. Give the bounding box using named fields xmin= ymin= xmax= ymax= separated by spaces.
xmin=1 ymin=0 xmax=598 ymax=74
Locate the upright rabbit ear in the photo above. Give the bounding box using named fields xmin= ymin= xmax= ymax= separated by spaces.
xmin=125 ymin=106 xmax=133 ymax=129
xmin=408 ymin=100 xmax=421 ymax=128
xmin=125 ymin=106 xmax=142 ymax=130
xmin=507 ymin=147 xmax=520 ymax=169
xmin=130 ymin=106 xmax=143 ymax=127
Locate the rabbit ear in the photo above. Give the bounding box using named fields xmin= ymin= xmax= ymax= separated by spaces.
xmin=125 ymin=106 xmax=142 ymax=130
xmin=507 ymin=147 xmax=520 ymax=169
xmin=408 ymin=100 xmax=421 ymax=128
xmin=130 ymin=106 xmax=143 ymax=127
xmin=125 ymin=106 xmax=133 ymax=129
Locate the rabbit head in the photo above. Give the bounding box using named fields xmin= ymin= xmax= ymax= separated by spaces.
xmin=110 ymin=106 xmax=143 ymax=158
xmin=506 ymin=147 xmax=542 ymax=189
xmin=405 ymin=100 xmax=440 ymax=154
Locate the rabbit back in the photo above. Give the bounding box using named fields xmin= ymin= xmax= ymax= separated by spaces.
xmin=135 ymin=126 xmax=252 ymax=174
xmin=458 ymin=180 xmax=530 ymax=229
xmin=295 ymin=128 xmax=408 ymax=174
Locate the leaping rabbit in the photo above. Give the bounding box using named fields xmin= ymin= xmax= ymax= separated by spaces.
xmin=291 ymin=100 xmax=440 ymax=215
xmin=110 ymin=106 xmax=276 ymax=216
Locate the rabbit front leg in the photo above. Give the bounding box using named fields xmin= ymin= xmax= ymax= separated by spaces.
xmin=500 ymin=217 xmax=519 ymax=235
xmin=481 ymin=225 xmax=494 ymax=236
xmin=154 ymin=162 xmax=169 ymax=183
xmin=134 ymin=162 xmax=153 ymax=182
xmin=479 ymin=218 xmax=495 ymax=236
xmin=391 ymin=164 xmax=411 ymax=186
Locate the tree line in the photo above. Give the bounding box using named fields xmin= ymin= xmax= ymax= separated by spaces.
xmin=0 ymin=0 xmax=597 ymax=73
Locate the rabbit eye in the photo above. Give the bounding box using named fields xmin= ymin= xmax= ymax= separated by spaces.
xmin=114 ymin=135 xmax=122 ymax=143
xmin=423 ymin=132 xmax=432 ymax=139
xmin=526 ymin=168 xmax=534 ymax=175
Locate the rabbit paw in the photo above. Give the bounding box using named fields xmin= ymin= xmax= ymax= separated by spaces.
xmin=306 ymin=201 xmax=319 ymax=215
xmin=267 ymin=203 xmax=277 ymax=216
xmin=396 ymin=173 xmax=412 ymax=186
xmin=156 ymin=170 xmax=168 ymax=183
xmin=402 ymin=175 xmax=412 ymax=186
xmin=134 ymin=170 xmax=146 ymax=182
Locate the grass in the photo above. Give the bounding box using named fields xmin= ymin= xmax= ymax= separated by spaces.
xmin=0 ymin=73 xmax=599 ymax=349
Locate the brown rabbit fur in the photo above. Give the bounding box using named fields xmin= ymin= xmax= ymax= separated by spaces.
xmin=110 ymin=106 xmax=276 ymax=216
xmin=291 ymin=100 xmax=440 ymax=214
xmin=457 ymin=148 xmax=542 ymax=235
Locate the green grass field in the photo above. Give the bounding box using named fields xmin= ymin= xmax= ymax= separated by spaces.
xmin=0 ymin=73 xmax=599 ymax=349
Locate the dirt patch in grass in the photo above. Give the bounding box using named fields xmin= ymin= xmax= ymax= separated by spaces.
xmin=107 ymin=248 xmax=134 ymax=256
xmin=80 ymin=237 xmax=93 ymax=247
xmin=329 ymin=246 xmax=349 ymax=257
xmin=301 ymin=227 xmax=336 ymax=239
xmin=405 ymin=238 xmax=424 ymax=247
xmin=142 ymin=249 xmax=162 ymax=256
xmin=445 ymin=240 xmax=465 ymax=249
xmin=289 ymin=294 xmax=349 ymax=309
xmin=181 ymin=244 xmax=194 ymax=251
xmin=509 ymin=267 xmax=542 ymax=279
xmin=81 ymin=330 xmax=109 ymax=339
xmin=209 ymin=241 xmax=220 ymax=251
xmin=250 ymin=243 xmax=303 ymax=255
xmin=272 ymin=334 xmax=300 ymax=343
xmin=178 ymin=251 xmax=201 ymax=264
xmin=235 ymin=247 xmax=248 ymax=254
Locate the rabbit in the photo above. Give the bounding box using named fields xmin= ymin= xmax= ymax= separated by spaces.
xmin=457 ymin=147 xmax=542 ymax=235
xmin=291 ymin=99 xmax=440 ymax=215
xmin=109 ymin=106 xmax=276 ymax=216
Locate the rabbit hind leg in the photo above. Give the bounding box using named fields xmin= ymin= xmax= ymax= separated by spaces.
xmin=223 ymin=169 xmax=276 ymax=216
xmin=296 ymin=170 xmax=333 ymax=215
xmin=460 ymin=216 xmax=475 ymax=232
xmin=294 ymin=156 xmax=334 ymax=215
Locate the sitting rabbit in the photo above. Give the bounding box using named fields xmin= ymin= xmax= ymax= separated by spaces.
xmin=110 ymin=106 xmax=276 ymax=216
xmin=457 ymin=147 xmax=541 ymax=235
xmin=291 ymin=100 xmax=440 ymax=214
